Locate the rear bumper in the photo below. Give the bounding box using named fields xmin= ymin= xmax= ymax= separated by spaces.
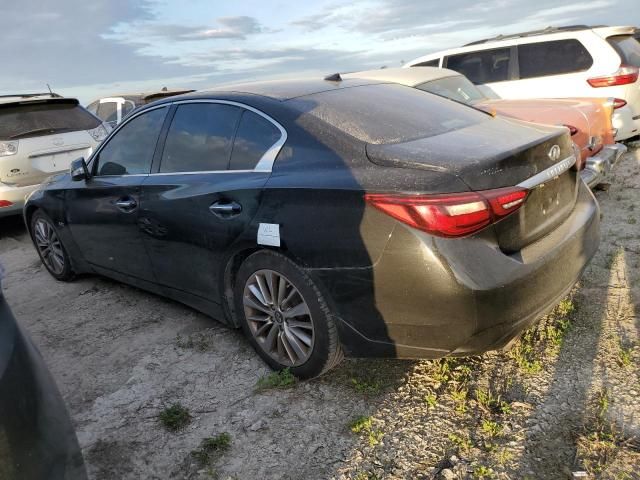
xmin=314 ymin=181 xmax=600 ymax=359
xmin=0 ymin=183 xmax=38 ymax=217
xmin=580 ymin=143 xmax=627 ymax=188
xmin=612 ymin=106 xmax=640 ymax=141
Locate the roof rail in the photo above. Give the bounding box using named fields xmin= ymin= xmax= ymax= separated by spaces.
xmin=0 ymin=92 xmax=62 ymax=99
xmin=463 ymin=25 xmax=598 ymax=46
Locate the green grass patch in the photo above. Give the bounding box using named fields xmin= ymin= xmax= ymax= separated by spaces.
xmin=255 ymin=368 xmax=296 ymax=391
xmin=159 ymin=403 xmax=192 ymax=432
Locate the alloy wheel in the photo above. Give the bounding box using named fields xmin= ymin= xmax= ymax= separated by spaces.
xmin=243 ymin=269 xmax=315 ymax=366
xmin=33 ymin=219 xmax=66 ymax=275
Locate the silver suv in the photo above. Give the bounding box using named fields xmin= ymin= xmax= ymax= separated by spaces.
xmin=0 ymin=93 xmax=109 ymax=217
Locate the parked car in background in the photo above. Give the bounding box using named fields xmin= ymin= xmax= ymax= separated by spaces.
xmin=0 ymin=93 xmax=108 ymax=217
xmin=405 ymin=25 xmax=640 ymax=141
xmin=24 ymin=78 xmax=600 ymax=378
xmin=0 ymin=269 xmax=87 ymax=479
xmin=345 ymin=67 xmax=626 ymax=188
xmin=86 ymin=88 xmax=195 ymax=127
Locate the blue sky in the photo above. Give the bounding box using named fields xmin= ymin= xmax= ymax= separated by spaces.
xmin=2 ymin=0 xmax=638 ymax=104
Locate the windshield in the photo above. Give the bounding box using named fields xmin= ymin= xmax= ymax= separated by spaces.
xmin=0 ymin=102 xmax=100 ymax=140
xmin=289 ymin=83 xmax=489 ymax=145
xmin=415 ymin=76 xmax=487 ymax=105
xmin=607 ymin=35 xmax=640 ymax=67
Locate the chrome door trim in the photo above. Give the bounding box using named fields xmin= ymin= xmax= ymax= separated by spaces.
xmin=517 ymin=155 xmax=576 ymax=190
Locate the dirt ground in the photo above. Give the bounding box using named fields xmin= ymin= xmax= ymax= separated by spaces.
xmin=1 ymin=148 xmax=639 ymax=480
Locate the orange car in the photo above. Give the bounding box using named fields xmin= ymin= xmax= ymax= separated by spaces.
xmin=346 ymin=68 xmax=627 ymax=187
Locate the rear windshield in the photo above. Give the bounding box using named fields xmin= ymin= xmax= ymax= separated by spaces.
xmin=289 ymin=83 xmax=489 ymax=145
xmin=416 ymin=76 xmax=486 ymax=105
xmin=607 ymin=35 xmax=640 ymax=67
xmin=0 ymin=102 xmax=100 ymax=140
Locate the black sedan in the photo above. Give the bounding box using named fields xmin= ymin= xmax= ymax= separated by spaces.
xmin=0 ymin=271 xmax=87 ymax=479
xmin=24 ymin=77 xmax=600 ymax=378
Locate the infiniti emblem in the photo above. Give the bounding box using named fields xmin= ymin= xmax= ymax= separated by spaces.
xmin=548 ymin=144 xmax=561 ymax=162
xmin=52 ymin=137 xmax=64 ymax=146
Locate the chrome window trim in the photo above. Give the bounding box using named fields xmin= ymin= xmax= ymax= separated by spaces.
xmin=517 ymin=154 xmax=576 ymax=190
xmin=88 ymin=104 xmax=169 ymax=177
xmin=164 ymin=99 xmax=287 ymax=174
xmin=90 ymin=99 xmax=287 ymax=178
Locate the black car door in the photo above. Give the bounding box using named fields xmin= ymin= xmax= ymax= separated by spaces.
xmin=65 ymin=106 xmax=169 ymax=282
xmin=140 ymin=101 xmax=285 ymax=302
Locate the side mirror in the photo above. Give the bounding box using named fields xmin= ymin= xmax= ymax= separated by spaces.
xmin=70 ymin=157 xmax=90 ymax=181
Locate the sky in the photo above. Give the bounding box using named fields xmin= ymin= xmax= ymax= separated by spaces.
xmin=2 ymin=0 xmax=638 ymax=104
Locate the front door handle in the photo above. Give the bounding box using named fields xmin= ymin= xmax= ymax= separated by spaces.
xmin=115 ymin=198 xmax=137 ymax=211
xmin=209 ymin=201 xmax=242 ymax=216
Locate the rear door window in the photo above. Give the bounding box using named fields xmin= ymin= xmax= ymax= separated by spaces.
xmin=518 ymin=40 xmax=593 ymax=79
xmin=445 ymin=48 xmax=511 ymax=84
xmin=229 ymin=110 xmax=281 ymax=170
xmin=607 ymin=35 xmax=640 ymax=67
xmin=0 ymin=102 xmax=101 ymax=140
xmin=94 ymin=107 xmax=167 ymax=176
xmin=159 ymin=103 xmax=242 ymax=173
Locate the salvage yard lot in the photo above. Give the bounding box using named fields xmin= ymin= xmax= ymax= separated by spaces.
xmin=1 ymin=150 xmax=640 ymax=480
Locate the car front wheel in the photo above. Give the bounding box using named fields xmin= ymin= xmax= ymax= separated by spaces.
xmin=235 ymin=250 xmax=343 ymax=378
xmin=30 ymin=211 xmax=74 ymax=281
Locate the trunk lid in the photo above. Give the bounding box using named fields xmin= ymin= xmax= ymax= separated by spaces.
xmin=0 ymin=131 xmax=95 ymax=187
xmin=366 ymin=117 xmax=578 ymax=251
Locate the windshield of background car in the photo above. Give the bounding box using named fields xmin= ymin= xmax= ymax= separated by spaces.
xmin=0 ymin=102 xmax=101 ymax=140
xmin=415 ymin=76 xmax=487 ymax=105
xmin=290 ymin=83 xmax=489 ymax=144
xmin=607 ymin=35 xmax=640 ymax=68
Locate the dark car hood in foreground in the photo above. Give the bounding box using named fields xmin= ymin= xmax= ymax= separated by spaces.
xmin=366 ymin=117 xmax=572 ymax=191
xmin=0 ymin=281 xmax=86 ymax=480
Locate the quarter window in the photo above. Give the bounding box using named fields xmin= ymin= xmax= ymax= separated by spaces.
xmin=229 ymin=110 xmax=281 ymax=170
xmin=518 ymin=40 xmax=593 ymax=79
xmin=160 ymin=103 xmax=242 ymax=173
xmin=94 ymin=107 xmax=167 ymax=176
xmin=445 ymin=48 xmax=511 ymax=84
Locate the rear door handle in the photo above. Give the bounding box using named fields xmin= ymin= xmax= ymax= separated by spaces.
xmin=115 ymin=198 xmax=137 ymax=211
xmin=209 ymin=201 xmax=242 ymax=216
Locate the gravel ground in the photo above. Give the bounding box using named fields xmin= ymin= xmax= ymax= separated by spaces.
xmin=1 ymin=148 xmax=639 ymax=480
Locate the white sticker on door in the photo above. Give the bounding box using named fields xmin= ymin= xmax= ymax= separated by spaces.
xmin=257 ymin=223 xmax=280 ymax=247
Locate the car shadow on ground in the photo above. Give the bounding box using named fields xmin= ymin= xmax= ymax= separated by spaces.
xmin=0 ymin=216 xmax=26 ymax=238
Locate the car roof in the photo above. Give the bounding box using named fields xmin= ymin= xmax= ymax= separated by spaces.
xmin=199 ymin=77 xmax=384 ymax=101
xmin=406 ymin=25 xmax=637 ymax=66
xmin=0 ymin=93 xmax=65 ymax=105
xmin=343 ymin=67 xmax=460 ymax=87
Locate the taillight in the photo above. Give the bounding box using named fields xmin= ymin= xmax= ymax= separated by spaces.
xmin=364 ymin=187 xmax=529 ymax=238
xmin=0 ymin=200 xmax=13 ymax=208
xmin=587 ymin=65 xmax=639 ymax=87
xmin=563 ymin=124 xmax=578 ymax=136
xmin=612 ymin=98 xmax=627 ymax=109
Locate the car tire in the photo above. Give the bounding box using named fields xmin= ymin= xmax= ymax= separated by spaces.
xmin=30 ymin=210 xmax=75 ymax=281
xmin=235 ymin=250 xmax=343 ymax=379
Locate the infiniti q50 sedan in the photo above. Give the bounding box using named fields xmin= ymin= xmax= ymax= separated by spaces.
xmin=24 ymin=78 xmax=600 ymax=378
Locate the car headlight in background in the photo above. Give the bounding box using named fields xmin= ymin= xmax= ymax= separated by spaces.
xmin=87 ymin=124 xmax=109 ymax=142
xmin=0 ymin=141 xmax=18 ymax=157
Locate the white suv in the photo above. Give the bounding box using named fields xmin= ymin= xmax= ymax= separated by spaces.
xmin=0 ymin=94 xmax=109 ymax=217
xmin=406 ymin=25 xmax=640 ymax=141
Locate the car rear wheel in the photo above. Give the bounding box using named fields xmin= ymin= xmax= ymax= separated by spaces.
xmin=235 ymin=250 xmax=343 ymax=378
xmin=30 ymin=211 xmax=74 ymax=281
